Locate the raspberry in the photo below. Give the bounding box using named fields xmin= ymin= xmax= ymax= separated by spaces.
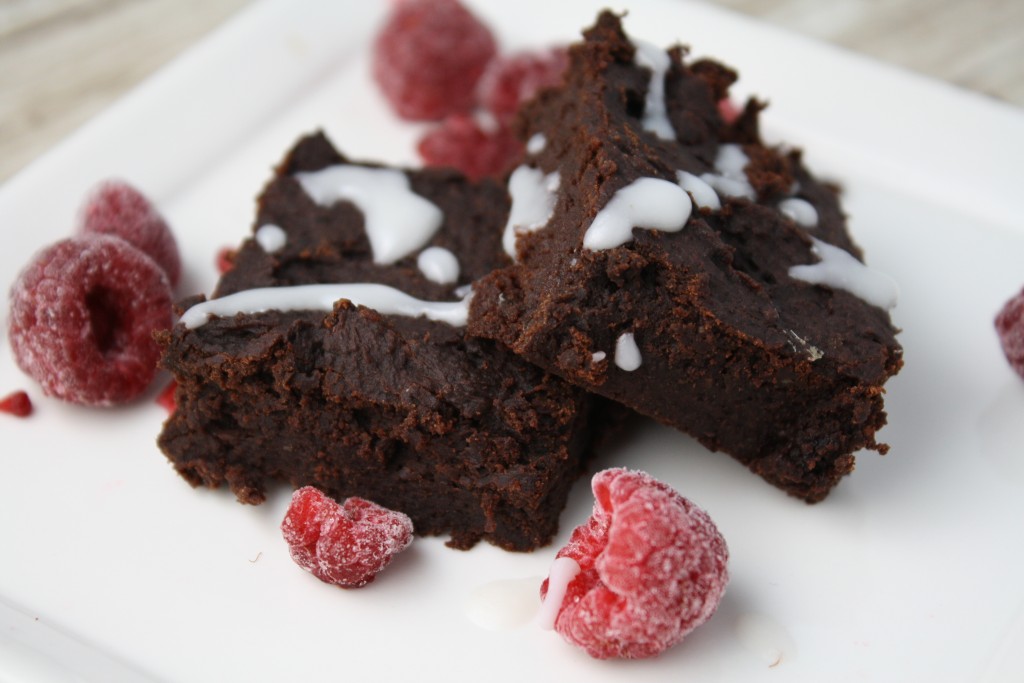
xmin=718 ymin=98 xmax=741 ymax=125
xmin=281 ymin=487 xmax=414 ymax=588
xmin=0 ymin=390 xmax=33 ymax=417
xmin=215 ymin=246 xmax=236 ymax=274
xmin=156 ymin=380 xmax=177 ymax=413
xmin=8 ymin=235 xmax=174 ymax=406
xmin=78 ymin=180 xmax=182 ymax=287
xmin=477 ymin=48 xmax=569 ymax=122
xmin=418 ymin=114 xmax=523 ymax=180
xmin=373 ymin=0 xmax=497 ymax=121
xmin=996 ymin=287 xmax=1024 ymax=380
xmin=540 ymin=468 xmax=729 ymax=659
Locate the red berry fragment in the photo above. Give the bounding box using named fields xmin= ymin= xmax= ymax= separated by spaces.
xmin=540 ymin=468 xmax=729 ymax=659
xmin=281 ymin=487 xmax=414 ymax=588
xmin=477 ymin=48 xmax=569 ymax=122
xmin=418 ymin=114 xmax=523 ymax=180
xmin=0 ymin=390 xmax=33 ymax=417
xmin=718 ymin=98 xmax=741 ymax=125
xmin=373 ymin=0 xmax=497 ymax=121
xmin=215 ymin=246 xmax=235 ymax=274
xmin=78 ymin=180 xmax=181 ymax=287
xmin=156 ymin=380 xmax=177 ymax=413
xmin=996 ymin=287 xmax=1024 ymax=380
xmin=8 ymin=235 xmax=173 ymax=406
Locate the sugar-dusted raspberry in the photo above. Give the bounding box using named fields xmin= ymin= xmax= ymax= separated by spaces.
xmin=281 ymin=487 xmax=414 ymax=588
xmin=0 ymin=390 xmax=33 ymax=417
xmin=373 ymin=0 xmax=497 ymax=121
xmin=418 ymin=114 xmax=523 ymax=180
xmin=477 ymin=47 xmax=569 ymax=122
xmin=540 ymin=468 xmax=729 ymax=659
xmin=996 ymin=287 xmax=1024 ymax=380
xmin=8 ymin=235 xmax=173 ymax=406
xmin=78 ymin=180 xmax=181 ymax=287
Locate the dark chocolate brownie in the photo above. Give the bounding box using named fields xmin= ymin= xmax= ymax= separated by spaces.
xmin=157 ymin=132 xmax=600 ymax=551
xmin=468 ymin=12 xmax=904 ymax=502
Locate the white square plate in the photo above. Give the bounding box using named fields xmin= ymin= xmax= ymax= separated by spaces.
xmin=1 ymin=1 xmax=1023 ymax=681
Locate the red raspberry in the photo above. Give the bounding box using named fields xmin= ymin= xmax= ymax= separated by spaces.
xmin=373 ymin=0 xmax=497 ymax=121
xmin=8 ymin=235 xmax=173 ymax=406
xmin=477 ymin=47 xmax=569 ymax=122
xmin=418 ymin=114 xmax=523 ymax=180
xmin=540 ymin=468 xmax=729 ymax=659
xmin=996 ymin=287 xmax=1024 ymax=380
xmin=215 ymin=246 xmax=235 ymax=274
xmin=281 ymin=487 xmax=414 ymax=588
xmin=156 ymin=380 xmax=177 ymax=413
xmin=718 ymin=98 xmax=740 ymax=125
xmin=78 ymin=180 xmax=182 ymax=287
xmin=0 ymin=390 xmax=33 ymax=417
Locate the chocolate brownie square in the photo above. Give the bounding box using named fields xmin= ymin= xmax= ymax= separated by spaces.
xmin=468 ymin=12 xmax=903 ymax=502
xmin=157 ymin=132 xmax=599 ymax=551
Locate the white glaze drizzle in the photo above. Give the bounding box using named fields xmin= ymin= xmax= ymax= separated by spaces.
xmin=614 ymin=332 xmax=643 ymax=371
xmin=180 ymin=283 xmax=472 ymax=329
xmin=537 ymin=557 xmax=581 ymax=630
xmin=677 ymin=171 xmax=721 ymax=210
xmin=789 ymin=238 xmax=899 ymax=310
xmin=294 ymin=165 xmax=443 ymax=265
xmin=503 ymin=165 xmax=560 ymax=260
xmin=526 ymin=133 xmax=547 ymax=155
xmin=778 ymin=198 xmax=818 ymax=228
xmin=416 ymin=246 xmax=460 ymax=285
xmin=254 ymin=224 xmax=287 ymax=253
xmin=633 ymin=40 xmax=675 ymax=140
xmin=582 ymin=177 xmax=691 ymax=251
xmin=592 ymin=351 xmax=607 ymax=363
xmin=700 ymin=143 xmax=756 ymax=201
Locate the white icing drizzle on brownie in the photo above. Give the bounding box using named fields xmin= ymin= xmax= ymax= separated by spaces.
xmin=632 ymin=39 xmax=675 ymax=140
xmin=537 ymin=556 xmax=581 ymax=630
xmin=677 ymin=171 xmax=721 ymax=210
xmin=789 ymin=238 xmax=899 ymax=310
xmin=180 ymin=283 xmax=472 ymax=329
xmin=416 ymin=246 xmax=460 ymax=285
xmin=583 ymin=177 xmax=691 ymax=250
xmin=503 ymin=165 xmax=560 ymax=260
xmin=614 ymin=332 xmax=643 ymax=371
xmin=254 ymin=224 xmax=287 ymax=253
xmin=526 ymin=133 xmax=547 ymax=155
xmin=778 ymin=198 xmax=818 ymax=228
xmin=592 ymin=350 xmax=607 ymax=363
xmin=294 ymin=165 xmax=444 ymax=265
xmin=700 ymin=144 xmax=756 ymax=201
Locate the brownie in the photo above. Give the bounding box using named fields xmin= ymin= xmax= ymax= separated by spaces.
xmin=157 ymin=132 xmax=600 ymax=551
xmin=468 ymin=12 xmax=904 ymax=502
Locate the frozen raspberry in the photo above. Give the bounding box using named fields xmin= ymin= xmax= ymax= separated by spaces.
xmin=0 ymin=390 xmax=33 ymax=417
xmin=477 ymin=47 xmax=569 ymax=121
xmin=373 ymin=0 xmax=497 ymax=121
xmin=540 ymin=468 xmax=729 ymax=659
xmin=281 ymin=487 xmax=414 ymax=588
xmin=996 ymin=287 xmax=1024 ymax=380
xmin=156 ymin=380 xmax=177 ymax=413
xmin=8 ymin=235 xmax=174 ymax=406
xmin=78 ymin=180 xmax=181 ymax=287
xmin=418 ymin=114 xmax=523 ymax=180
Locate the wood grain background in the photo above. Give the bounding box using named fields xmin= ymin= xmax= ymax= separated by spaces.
xmin=1 ymin=0 xmax=1021 ymax=184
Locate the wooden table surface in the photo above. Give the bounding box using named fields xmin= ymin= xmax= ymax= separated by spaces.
xmin=1 ymin=0 xmax=1021 ymax=185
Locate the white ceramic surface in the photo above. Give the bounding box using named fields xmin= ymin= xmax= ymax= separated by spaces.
xmin=1 ymin=1 xmax=1023 ymax=681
